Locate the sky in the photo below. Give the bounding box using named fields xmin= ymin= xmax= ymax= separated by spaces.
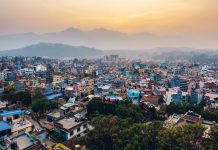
xmin=0 ymin=0 xmax=218 ymax=38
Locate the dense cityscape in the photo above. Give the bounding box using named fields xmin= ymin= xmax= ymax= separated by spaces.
xmin=0 ymin=55 xmax=217 ymax=149
xmin=1 ymin=0 xmax=218 ymax=149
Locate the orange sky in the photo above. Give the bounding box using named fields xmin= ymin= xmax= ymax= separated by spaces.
xmin=0 ymin=0 xmax=218 ymax=37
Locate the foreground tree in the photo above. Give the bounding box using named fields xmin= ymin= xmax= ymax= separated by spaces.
xmin=203 ymin=125 xmax=218 ymax=149
xmin=157 ymin=124 xmax=205 ymax=150
xmin=114 ymin=121 xmax=163 ymax=150
xmin=80 ymin=115 xmax=130 ymax=150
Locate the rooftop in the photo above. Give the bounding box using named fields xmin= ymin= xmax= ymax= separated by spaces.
xmin=9 ymin=133 xmax=36 ymax=150
xmin=0 ymin=121 xmax=11 ymax=131
xmin=56 ymin=117 xmax=83 ymax=130
xmin=0 ymin=110 xmax=23 ymax=117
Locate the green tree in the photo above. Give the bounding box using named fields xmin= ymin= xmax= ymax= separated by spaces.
xmin=203 ymin=125 xmax=218 ymax=149
xmin=202 ymin=109 xmax=218 ymax=122
xmin=114 ymin=121 xmax=163 ymax=150
xmin=116 ymin=101 xmax=143 ymax=123
xmin=31 ymin=97 xmax=58 ymax=116
xmin=1 ymin=88 xmax=14 ymax=101
xmin=157 ymin=124 xmax=205 ymax=150
xmin=81 ymin=115 xmax=130 ymax=150
xmin=87 ymin=98 xmax=116 ymax=116
xmin=17 ymin=90 xmax=32 ymax=106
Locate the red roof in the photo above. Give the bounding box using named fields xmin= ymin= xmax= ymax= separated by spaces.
xmin=182 ymin=114 xmax=203 ymax=123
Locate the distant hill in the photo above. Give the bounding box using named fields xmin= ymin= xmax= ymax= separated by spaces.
xmin=0 ymin=43 xmax=103 ymax=58
xmin=0 ymin=27 xmax=171 ymax=50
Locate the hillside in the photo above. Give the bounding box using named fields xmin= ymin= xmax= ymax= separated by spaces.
xmin=0 ymin=43 xmax=103 ymax=58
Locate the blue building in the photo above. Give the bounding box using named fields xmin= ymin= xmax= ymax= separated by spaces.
xmin=170 ymin=76 xmax=188 ymax=91
xmin=170 ymin=76 xmax=180 ymax=88
xmin=190 ymin=89 xmax=202 ymax=104
xmin=6 ymin=72 xmax=16 ymax=82
xmin=127 ymin=89 xmax=141 ymax=104
xmin=0 ymin=121 xmax=11 ymax=139
xmin=150 ymin=73 xmax=162 ymax=83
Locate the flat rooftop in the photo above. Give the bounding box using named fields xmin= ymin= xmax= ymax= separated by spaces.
xmin=9 ymin=133 xmax=35 ymax=150
xmin=57 ymin=118 xmax=82 ymax=130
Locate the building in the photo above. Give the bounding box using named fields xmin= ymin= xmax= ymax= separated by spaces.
xmin=204 ymin=93 xmax=218 ymax=109
xmin=54 ymin=115 xmax=89 ymax=140
xmin=142 ymin=95 xmax=160 ymax=106
xmin=181 ymin=111 xmax=203 ymax=124
xmin=127 ymin=89 xmax=141 ymax=104
xmin=0 ymin=132 xmax=44 ymax=150
xmin=0 ymin=110 xmax=33 ymax=135
xmin=103 ymin=55 xmax=119 ymax=62
xmin=0 ymin=121 xmax=11 ymax=140
xmin=52 ymin=75 xmax=65 ymax=86
xmin=190 ymin=89 xmax=202 ymax=104
xmin=34 ymin=64 xmax=47 ymax=72
xmin=180 ymin=79 xmax=188 ymax=92
xmin=170 ymin=76 xmax=188 ymax=91
xmin=165 ymin=87 xmax=182 ymax=105
xmin=170 ymin=76 xmax=180 ymax=88
xmin=6 ymin=72 xmax=16 ymax=82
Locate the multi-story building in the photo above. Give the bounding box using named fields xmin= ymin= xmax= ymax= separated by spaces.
xmin=52 ymin=75 xmax=65 ymax=86
xmin=165 ymin=87 xmax=182 ymax=105
xmin=54 ymin=115 xmax=89 ymax=140
xmin=190 ymin=89 xmax=202 ymax=104
xmin=0 ymin=110 xmax=33 ymax=135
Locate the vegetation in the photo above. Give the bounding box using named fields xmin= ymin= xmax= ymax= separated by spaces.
xmin=81 ymin=99 xmax=218 ymax=150
xmin=2 ymin=43 xmax=103 ymax=58
xmin=87 ymin=98 xmax=143 ymax=122
xmin=1 ymin=89 xmax=32 ymax=106
xmin=160 ymin=103 xmax=218 ymax=122
xmin=31 ymin=97 xmax=58 ymax=116
xmin=80 ymin=114 xmax=208 ymax=150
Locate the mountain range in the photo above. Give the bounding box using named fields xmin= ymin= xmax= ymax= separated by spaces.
xmin=0 ymin=27 xmax=194 ymax=50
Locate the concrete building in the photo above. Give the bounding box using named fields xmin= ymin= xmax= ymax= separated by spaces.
xmin=165 ymin=87 xmax=182 ymax=105
xmin=54 ymin=115 xmax=89 ymax=140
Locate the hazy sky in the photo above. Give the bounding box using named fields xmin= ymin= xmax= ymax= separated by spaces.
xmin=0 ymin=0 xmax=218 ymax=37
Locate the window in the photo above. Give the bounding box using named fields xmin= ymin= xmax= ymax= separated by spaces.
xmin=70 ymin=131 xmax=74 ymax=136
xmin=77 ymin=134 xmax=81 ymax=138
xmin=77 ymin=127 xmax=81 ymax=132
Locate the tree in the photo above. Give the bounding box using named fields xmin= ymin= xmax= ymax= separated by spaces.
xmin=1 ymin=88 xmax=14 ymax=101
xmin=144 ymin=107 xmax=158 ymax=121
xmin=114 ymin=121 xmax=163 ymax=150
xmin=31 ymin=97 xmax=58 ymax=116
xmin=1 ymin=89 xmax=32 ymax=106
xmin=80 ymin=115 xmax=130 ymax=150
xmin=87 ymin=98 xmax=116 ymax=116
xmin=157 ymin=124 xmax=205 ymax=150
xmin=164 ymin=103 xmax=203 ymax=116
xmin=203 ymin=125 xmax=218 ymax=149
xmin=17 ymin=90 xmax=32 ymax=106
xmin=202 ymin=109 xmax=218 ymax=122
xmin=116 ymin=101 xmax=143 ymax=123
